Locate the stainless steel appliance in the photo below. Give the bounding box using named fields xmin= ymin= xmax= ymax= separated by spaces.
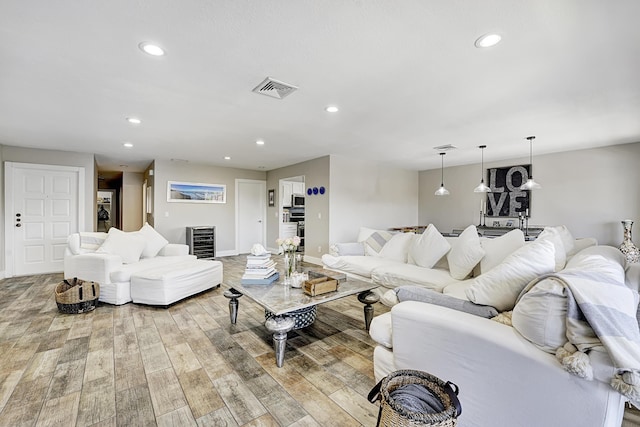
xmin=291 ymin=194 xmax=305 ymax=208
xmin=289 ymin=207 xmax=304 ymax=222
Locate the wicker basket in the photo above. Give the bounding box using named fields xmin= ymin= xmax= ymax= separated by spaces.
xmin=368 ymin=370 xmax=461 ymax=427
xmin=55 ymin=277 xmax=100 ymax=314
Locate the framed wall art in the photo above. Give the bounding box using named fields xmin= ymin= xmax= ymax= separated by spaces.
xmin=485 ymin=164 xmax=530 ymax=217
xmin=268 ymin=189 xmax=275 ymax=207
xmin=167 ymin=181 xmax=226 ymax=204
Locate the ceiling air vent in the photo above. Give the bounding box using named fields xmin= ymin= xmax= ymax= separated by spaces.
xmin=433 ymin=144 xmax=457 ymax=151
xmin=252 ymin=77 xmax=298 ymax=99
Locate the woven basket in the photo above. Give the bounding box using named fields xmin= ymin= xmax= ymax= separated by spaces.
xmin=368 ymin=370 xmax=461 ymax=427
xmin=55 ymin=277 xmax=100 ymax=314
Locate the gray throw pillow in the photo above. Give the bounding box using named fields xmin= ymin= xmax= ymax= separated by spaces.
xmin=396 ymin=285 xmax=499 ymax=318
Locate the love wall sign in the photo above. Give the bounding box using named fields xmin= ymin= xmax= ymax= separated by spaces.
xmin=485 ymin=165 xmax=531 ymax=217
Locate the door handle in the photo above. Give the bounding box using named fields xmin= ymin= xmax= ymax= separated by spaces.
xmin=16 ymin=223 xmax=22 ymax=227
xmin=258 ymin=220 xmax=262 ymax=223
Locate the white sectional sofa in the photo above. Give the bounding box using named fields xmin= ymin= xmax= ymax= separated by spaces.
xmin=369 ymin=244 xmax=640 ymax=426
xmin=326 ymin=224 xmax=640 ymax=426
xmin=64 ymin=224 xmax=222 ymax=305
xmin=322 ymin=224 xmax=595 ymax=304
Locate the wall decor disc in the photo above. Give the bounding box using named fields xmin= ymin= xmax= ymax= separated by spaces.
xmin=313 ymin=187 xmax=319 ymax=195
xmin=319 ymin=186 xmax=325 ymax=194
xmin=307 ymin=188 xmax=313 ymax=196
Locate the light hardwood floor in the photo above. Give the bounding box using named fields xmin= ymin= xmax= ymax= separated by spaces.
xmin=0 ymin=256 xmax=389 ymax=426
xmin=1 ymin=256 xmax=638 ymax=426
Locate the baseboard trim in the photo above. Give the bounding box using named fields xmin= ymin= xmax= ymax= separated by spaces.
xmin=303 ymin=255 xmax=322 ymax=266
xmin=0 ymin=270 xmax=5 ymax=279
xmin=216 ymin=250 xmax=239 ymax=257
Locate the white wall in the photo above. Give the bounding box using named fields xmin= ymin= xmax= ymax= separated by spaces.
xmin=266 ymin=157 xmax=330 ymax=260
xmin=419 ymin=142 xmax=640 ymax=246
xmin=329 ymin=155 xmax=419 ymax=243
xmin=0 ymin=145 xmax=4 ymax=275
xmin=122 ymin=172 xmax=144 ymax=231
xmin=153 ymin=159 xmax=265 ymax=254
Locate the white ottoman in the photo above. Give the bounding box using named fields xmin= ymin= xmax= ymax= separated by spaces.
xmin=130 ymin=259 xmax=222 ymax=305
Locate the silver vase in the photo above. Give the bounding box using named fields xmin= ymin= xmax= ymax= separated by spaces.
xmin=619 ymin=220 xmax=640 ymax=264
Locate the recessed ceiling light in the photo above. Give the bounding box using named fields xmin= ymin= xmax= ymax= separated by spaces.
xmin=123 ymin=142 xmax=133 ymax=148
xmin=138 ymin=42 xmax=165 ymax=56
xmin=475 ymin=33 xmax=502 ymax=48
xmin=224 ymin=156 xmax=231 ymax=160
xmin=126 ymin=117 xmax=141 ymax=124
xmin=256 ymin=139 xmax=265 ymax=146
xmin=325 ymin=105 xmax=339 ymax=113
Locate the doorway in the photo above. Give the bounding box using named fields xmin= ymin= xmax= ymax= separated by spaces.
xmin=4 ymin=162 xmax=85 ymax=276
xmin=97 ymin=190 xmax=115 ymax=232
xmin=97 ymin=171 xmax=122 ymax=231
xmin=236 ymin=179 xmax=266 ymax=254
xmin=279 ymin=176 xmax=305 ymax=253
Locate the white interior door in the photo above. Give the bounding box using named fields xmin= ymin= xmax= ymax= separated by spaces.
xmin=236 ymin=179 xmax=266 ymax=254
xmin=5 ymin=162 xmax=84 ymax=276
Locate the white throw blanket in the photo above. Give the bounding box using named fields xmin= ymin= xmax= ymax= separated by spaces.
xmin=522 ymin=254 xmax=640 ymax=406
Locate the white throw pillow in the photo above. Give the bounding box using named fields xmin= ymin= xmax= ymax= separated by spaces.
xmin=138 ymin=222 xmax=169 ymax=258
xmin=547 ymin=225 xmax=575 ymax=255
xmin=566 ymin=245 xmax=627 ymax=270
xmin=447 ymin=225 xmax=485 ymax=280
xmin=364 ymin=230 xmax=394 ymax=257
xmin=379 ymin=232 xmax=414 ymax=263
xmin=479 ymin=229 xmax=525 ymax=274
xmin=96 ymin=228 xmax=147 ymax=264
xmin=408 ymin=224 xmax=451 ymax=268
xmin=512 ymin=277 xmax=568 ymax=354
xmin=465 ymin=239 xmax=556 ymax=311
xmin=79 ymin=232 xmax=108 ymax=251
xmin=537 ymin=227 xmax=567 ymax=271
xmin=330 ymin=242 xmax=365 ymax=257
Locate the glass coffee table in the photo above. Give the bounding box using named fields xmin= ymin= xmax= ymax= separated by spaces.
xmin=223 ymin=272 xmax=379 ymax=367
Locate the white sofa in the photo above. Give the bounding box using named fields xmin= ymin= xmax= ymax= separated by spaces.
xmin=64 ymin=224 xmax=222 ymax=305
xmin=358 ymin=225 xmax=640 ymax=426
xmin=322 ymin=225 xmax=595 ymax=305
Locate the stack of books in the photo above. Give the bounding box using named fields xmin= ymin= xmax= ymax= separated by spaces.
xmin=241 ymin=253 xmax=279 ymax=285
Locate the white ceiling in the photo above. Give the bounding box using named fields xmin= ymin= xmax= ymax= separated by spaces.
xmin=1 ymin=0 xmax=639 ymax=172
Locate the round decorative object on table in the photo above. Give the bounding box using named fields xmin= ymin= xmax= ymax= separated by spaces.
xmin=619 ymin=220 xmax=640 ymax=264
xmin=265 ymin=305 xmax=317 ymax=330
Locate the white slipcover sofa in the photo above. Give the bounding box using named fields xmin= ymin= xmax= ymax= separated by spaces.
xmin=369 ymin=245 xmax=640 ymax=426
xmin=64 ymin=224 xmax=222 ymax=305
xmin=322 ymin=224 xmax=595 ymax=305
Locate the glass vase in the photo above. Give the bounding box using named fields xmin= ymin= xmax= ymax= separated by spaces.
xmin=283 ymin=252 xmax=296 ymax=285
xmin=619 ymin=220 xmax=640 ymax=264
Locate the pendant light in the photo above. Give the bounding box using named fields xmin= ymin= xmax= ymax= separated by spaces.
xmin=434 ymin=152 xmax=450 ymax=196
xmin=520 ymin=136 xmax=542 ymax=190
xmin=473 ymin=145 xmax=491 ymax=193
